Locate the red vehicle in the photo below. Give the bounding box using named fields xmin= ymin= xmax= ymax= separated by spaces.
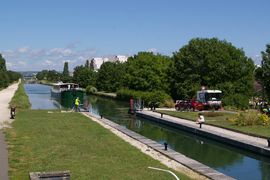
xmin=175 ymin=89 xmax=222 ymax=111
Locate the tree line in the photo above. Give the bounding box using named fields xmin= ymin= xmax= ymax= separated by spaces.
xmin=36 ymin=37 xmax=270 ymax=108
xmin=0 ymin=54 xmax=21 ymax=88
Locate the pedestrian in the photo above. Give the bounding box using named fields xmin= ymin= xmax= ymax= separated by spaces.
xmin=75 ymin=97 xmax=80 ymax=112
xmin=196 ymin=113 xmax=205 ymax=124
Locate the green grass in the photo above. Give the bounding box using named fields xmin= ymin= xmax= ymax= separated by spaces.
xmin=157 ymin=110 xmax=270 ymax=138
xmin=9 ymin=82 xmax=31 ymax=110
xmin=4 ymin=110 xmax=191 ymax=180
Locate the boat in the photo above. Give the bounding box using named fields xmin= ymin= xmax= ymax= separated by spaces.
xmin=51 ymin=82 xmax=84 ymax=108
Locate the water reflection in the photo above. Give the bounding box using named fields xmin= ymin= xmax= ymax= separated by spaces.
xmin=24 ymin=84 xmax=60 ymax=109
xmin=88 ymin=95 xmax=270 ymax=180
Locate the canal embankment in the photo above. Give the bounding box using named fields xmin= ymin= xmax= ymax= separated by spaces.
xmin=83 ymin=112 xmax=235 ymax=180
xmin=137 ymin=110 xmax=270 ymax=157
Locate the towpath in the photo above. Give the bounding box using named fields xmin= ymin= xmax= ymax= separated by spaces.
xmin=0 ymin=82 xmax=19 ymax=180
xmin=137 ymin=110 xmax=270 ymax=156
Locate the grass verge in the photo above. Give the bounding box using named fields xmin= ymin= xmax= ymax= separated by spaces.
xmin=9 ymin=82 xmax=31 ymax=110
xmin=157 ymin=110 xmax=270 ymax=138
xmin=4 ymin=110 xmax=190 ymax=180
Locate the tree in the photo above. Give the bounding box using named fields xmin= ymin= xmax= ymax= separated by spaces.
xmin=0 ymin=54 xmax=7 ymax=72
xmin=171 ymin=38 xmax=254 ymax=108
xmin=61 ymin=62 xmax=71 ymax=82
xmin=90 ymin=59 xmax=95 ymax=70
xmin=73 ymin=65 xmax=97 ymax=88
xmin=0 ymin=71 xmax=9 ymax=88
xmin=47 ymin=70 xmax=61 ymax=82
xmin=0 ymin=54 xmax=20 ymax=87
xmin=96 ymin=61 xmax=126 ymax=92
xmin=0 ymin=54 xmax=9 ymax=88
xmin=85 ymin=59 xmax=90 ymax=68
xmin=260 ymin=44 xmax=270 ymax=101
xmin=123 ymin=52 xmax=171 ymax=92
xmin=36 ymin=70 xmax=48 ymax=80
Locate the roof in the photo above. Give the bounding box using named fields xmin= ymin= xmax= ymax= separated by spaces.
xmin=197 ymin=90 xmax=222 ymax=93
xmin=53 ymin=82 xmax=78 ymax=86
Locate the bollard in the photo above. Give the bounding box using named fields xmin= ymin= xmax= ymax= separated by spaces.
xmin=10 ymin=107 xmax=16 ymax=119
xmin=100 ymin=115 xmax=103 ymax=119
xmin=161 ymin=113 xmax=163 ymax=118
xmin=164 ymin=142 xmax=168 ymax=151
xmin=199 ymin=123 xmax=202 ymax=129
xmin=268 ymin=139 xmax=270 ymax=147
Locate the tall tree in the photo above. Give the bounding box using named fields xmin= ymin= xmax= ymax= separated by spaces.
xmin=63 ymin=62 xmax=69 ymax=77
xmin=0 ymin=54 xmax=9 ymax=88
xmin=73 ymin=65 xmax=97 ymax=88
xmin=0 ymin=54 xmax=7 ymax=72
xmin=171 ymin=38 xmax=254 ymax=108
xmin=260 ymin=44 xmax=270 ymax=101
xmin=96 ymin=61 xmax=126 ymax=92
xmin=61 ymin=62 xmax=71 ymax=82
xmin=90 ymin=59 xmax=95 ymax=70
xmin=85 ymin=59 xmax=90 ymax=68
xmin=123 ymin=52 xmax=171 ymax=92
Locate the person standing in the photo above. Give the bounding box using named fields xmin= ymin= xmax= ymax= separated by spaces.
xmin=75 ymin=97 xmax=80 ymax=112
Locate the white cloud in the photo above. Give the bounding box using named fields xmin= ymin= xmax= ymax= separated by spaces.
xmin=18 ymin=61 xmax=27 ymax=65
xmin=1 ymin=44 xmax=98 ymax=71
xmin=6 ymin=62 xmax=13 ymax=68
xmin=18 ymin=47 xmax=29 ymax=53
xmin=252 ymin=54 xmax=261 ymax=65
xmin=147 ymin=48 xmax=158 ymax=53
xmin=62 ymin=59 xmax=77 ymax=64
xmin=43 ymin=60 xmax=54 ymax=66
xmin=29 ymin=49 xmax=46 ymax=57
xmin=1 ymin=50 xmax=16 ymax=58
xmin=48 ymin=48 xmax=73 ymax=56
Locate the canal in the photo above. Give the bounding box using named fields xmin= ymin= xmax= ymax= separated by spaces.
xmin=25 ymin=83 xmax=270 ymax=180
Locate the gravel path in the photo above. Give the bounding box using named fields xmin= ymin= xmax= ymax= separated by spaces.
xmin=0 ymin=82 xmax=19 ymax=180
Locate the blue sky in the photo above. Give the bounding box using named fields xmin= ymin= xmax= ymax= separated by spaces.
xmin=0 ymin=0 xmax=269 ymax=71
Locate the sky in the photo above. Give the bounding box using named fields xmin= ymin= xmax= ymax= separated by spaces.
xmin=0 ymin=0 xmax=269 ymax=71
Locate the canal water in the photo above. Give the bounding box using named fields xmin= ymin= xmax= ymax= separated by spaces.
xmin=25 ymin=84 xmax=270 ymax=180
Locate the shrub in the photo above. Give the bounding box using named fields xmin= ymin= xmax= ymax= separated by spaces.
xmin=223 ymin=94 xmax=249 ymax=110
xmin=116 ymin=88 xmax=173 ymax=108
xmin=163 ymin=99 xmax=175 ymax=108
xmin=85 ymin=85 xmax=97 ymax=94
xmin=229 ymin=110 xmax=269 ymax=126
xmin=258 ymin=114 xmax=270 ymax=126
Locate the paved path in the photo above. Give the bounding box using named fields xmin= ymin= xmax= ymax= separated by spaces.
xmin=0 ymin=82 xmax=19 ymax=180
xmin=137 ymin=110 xmax=270 ymax=156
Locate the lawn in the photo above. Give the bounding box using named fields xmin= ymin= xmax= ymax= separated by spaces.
xmin=157 ymin=110 xmax=270 ymax=138
xmin=4 ymin=110 xmax=190 ymax=180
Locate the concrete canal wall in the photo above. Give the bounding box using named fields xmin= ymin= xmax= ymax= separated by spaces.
xmin=83 ymin=112 xmax=235 ymax=180
xmin=136 ymin=111 xmax=270 ymax=158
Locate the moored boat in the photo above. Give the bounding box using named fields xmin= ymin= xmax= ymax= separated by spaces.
xmin=51 ymin=82 xmax=84 ymax=108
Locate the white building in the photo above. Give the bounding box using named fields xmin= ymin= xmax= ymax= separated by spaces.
xmin=113 ymin=55 xmax=128 ymax=63
xmin=91 ymin=55 xmax=128 ymax=70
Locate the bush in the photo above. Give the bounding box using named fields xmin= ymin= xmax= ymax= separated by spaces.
xmin=258 ymin=114 xmax=270 ymax=126
xmin=223 ymin=94 xmax=249 ymax=110
xmin=228 ymin=110 xmax=269 ymax=126
xmin=85 ymin=85 xmax=98 ymax=94
xmin=116 ymin=88 xmax=173 ymax=108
